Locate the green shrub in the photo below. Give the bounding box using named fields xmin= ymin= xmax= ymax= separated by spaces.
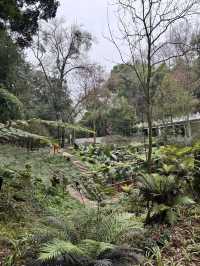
xmin=0 ymin=87 xmax=23 ymax=123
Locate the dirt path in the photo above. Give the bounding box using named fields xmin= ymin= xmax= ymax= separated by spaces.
xmin=66 ymin=185 xmax=97 ymax=208
xmin=62 ymin=149 xmax=119 ymax=208
xmin=62 ymin=150 xmax=97 ymax=207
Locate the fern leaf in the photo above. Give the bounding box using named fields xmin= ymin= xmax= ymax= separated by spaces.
xmin=78 ymin=239 xmax=115 ymax=259
xmin=39 ymin=239 xmax=84 ymax=262
xmin=174 ymin=196 xmax=195 ymax=206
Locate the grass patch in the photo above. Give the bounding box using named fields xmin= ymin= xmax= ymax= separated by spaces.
xmin=0 ymin=144 xmax=83 ymax=265
xmin=0 ymin=144 xmax=78 ymax=185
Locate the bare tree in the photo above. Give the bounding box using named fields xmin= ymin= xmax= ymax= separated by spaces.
xmin=70 ymin=64 xmax=106 ymax=119
xmin=78 ymin=65 xmax=108 ymax=143
xmin=108 ymin=0 xmax=200 ymax=170
xmin=31 ymin=19 xmax=93 ymax=146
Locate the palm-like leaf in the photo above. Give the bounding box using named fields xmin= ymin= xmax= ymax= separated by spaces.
xmin=173 ymin=195 xmax=195 ymax=206
xmin=70 ymin=207 xmax=97 ymax=241
xmin=160 ymin=164 xmax=175 ymax=175
xmin=39 ymin=239 xmax=84 ymax=262
xmin=138 ymin=173 xmax=176 ymax=201
xmin=38 ymin=239 xmax=144 ymax=266
xmin=78 ymin=239 xmax=115 ymax=259
xmin=97 ymin=212 xmax=143 ymax=244
xmin=43 ymin=216 xmax=78 ymax=242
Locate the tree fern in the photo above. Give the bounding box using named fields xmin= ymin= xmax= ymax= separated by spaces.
xmin=138 ymin=173 xmax=195 ymax=224
xmin=37 ymin=210 xmax=144 ymax=265
xmin=139 ymin=173 xmax=176 ymax=195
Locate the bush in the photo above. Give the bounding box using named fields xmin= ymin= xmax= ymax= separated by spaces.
xmin=0 ymin=87 xmax=23 ymax=123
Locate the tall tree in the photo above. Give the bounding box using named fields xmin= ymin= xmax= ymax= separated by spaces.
xmin=32 ymin=19 xmax=93 ymax=146
xmin=107 ymin=64 xmax=145 ymax=120
xmin=80 ymin=65 xmax=107 ymax=141
xmin=32 ymin=19 xmax=93 ymax=122
xmin=109 ymin=0 xmax=200 ymax=170
xmin=154 ymin=71 xmax=197 ymax=124
xmin=0 ymin=30 xmax=21 ymax=86
xmin=0 ymin=0 xmax=59 ymax=46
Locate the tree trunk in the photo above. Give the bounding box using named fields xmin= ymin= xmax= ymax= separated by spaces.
xmin=147 ymin=103 xmax=153 ymax=172
xmin=61 ymin=128 xmax=65 ymax=148
xmin=93 ymin=119 xmax=96 ymax=144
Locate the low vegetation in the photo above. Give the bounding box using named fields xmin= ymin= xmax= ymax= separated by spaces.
xmin=0 ymin=141 xmax=200 ymax=265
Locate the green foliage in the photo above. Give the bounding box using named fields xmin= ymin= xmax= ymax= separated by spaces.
xmin=39 ymin=239 xmax=84 ymax=262
xmin=0 ymin=0 xmax=59 ymax=46
xmin=121 ymin=184 xmax=133 ymax=194
xmin=154 ymin=71 xmax=197 ymax=122
xmin=78 ymin=239 xmax=114 ymax=259
xmin=0 ymin=167 xmax=19 ymax=179
xmin=81 ymin=95 xmax=136 ymax=137
xmin=0 ymin=145 xmax=78 ymax=187
xmin=78 ymin=144 xmax=142 ymax=184
xmin=96 ymin=212 xmax=143 ymax=244
xmin=28 ymin=118 xmax=95 ymax=134
xmin=38 ymin=238 xmax=143 ymax=266
xmin=0 ymin=30 xmax=21 ymax=87
xmin=158 ymin=145 xmax=194 ymax=178
xmin=0 ymin=87 xmax=23 ymax=123
xmin=36 ymin=206 xmax=144 ymax=265
xmin=120 ymin=188 xmax=145 ymax=215
xmin=139 ymin=173 xmax=177 ymax=201
xmin=1 ymin=140 xmax=200 ymax=265
xmin=138 ymin=173 xmax=195 ymax=224
xmin=107 ymin=64 xmax=141 ymax=113
xmin=0 ymin=125 xmax=50 ymax=148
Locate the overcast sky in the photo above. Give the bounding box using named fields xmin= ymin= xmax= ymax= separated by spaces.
xmin=57 ymin=0 xmax=121 ymax=71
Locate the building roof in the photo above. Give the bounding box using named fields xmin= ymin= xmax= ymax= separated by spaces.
xmin=135 ymin=113 xmax=200 ymax=129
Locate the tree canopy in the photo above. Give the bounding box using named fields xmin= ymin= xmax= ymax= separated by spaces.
xmin=0 ymin=0 xmax=59 ymax=46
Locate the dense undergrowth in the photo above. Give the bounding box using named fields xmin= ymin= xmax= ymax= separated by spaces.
xmin=0 ymin=145 xmax=82 ymax=265
xmin=0 ymin=143 xmax=200 ymax=265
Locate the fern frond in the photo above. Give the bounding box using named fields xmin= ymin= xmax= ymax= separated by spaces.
xmin=78 ymin=239 xmax=115 ymax=258
xmin=39 ymin=239 xmax=84 ymax=262
xmin=70 ymin=207 xmax=97 ymax=240
xmin=139 ymin=173 xmax=176 ymax=198
xmin=43 ymin=216 xmax=78 ymax=242
xmin=97 ymin=212 xmax=143 ymax=244
xmin=173 ymin=196 xmax=195 ymax=206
